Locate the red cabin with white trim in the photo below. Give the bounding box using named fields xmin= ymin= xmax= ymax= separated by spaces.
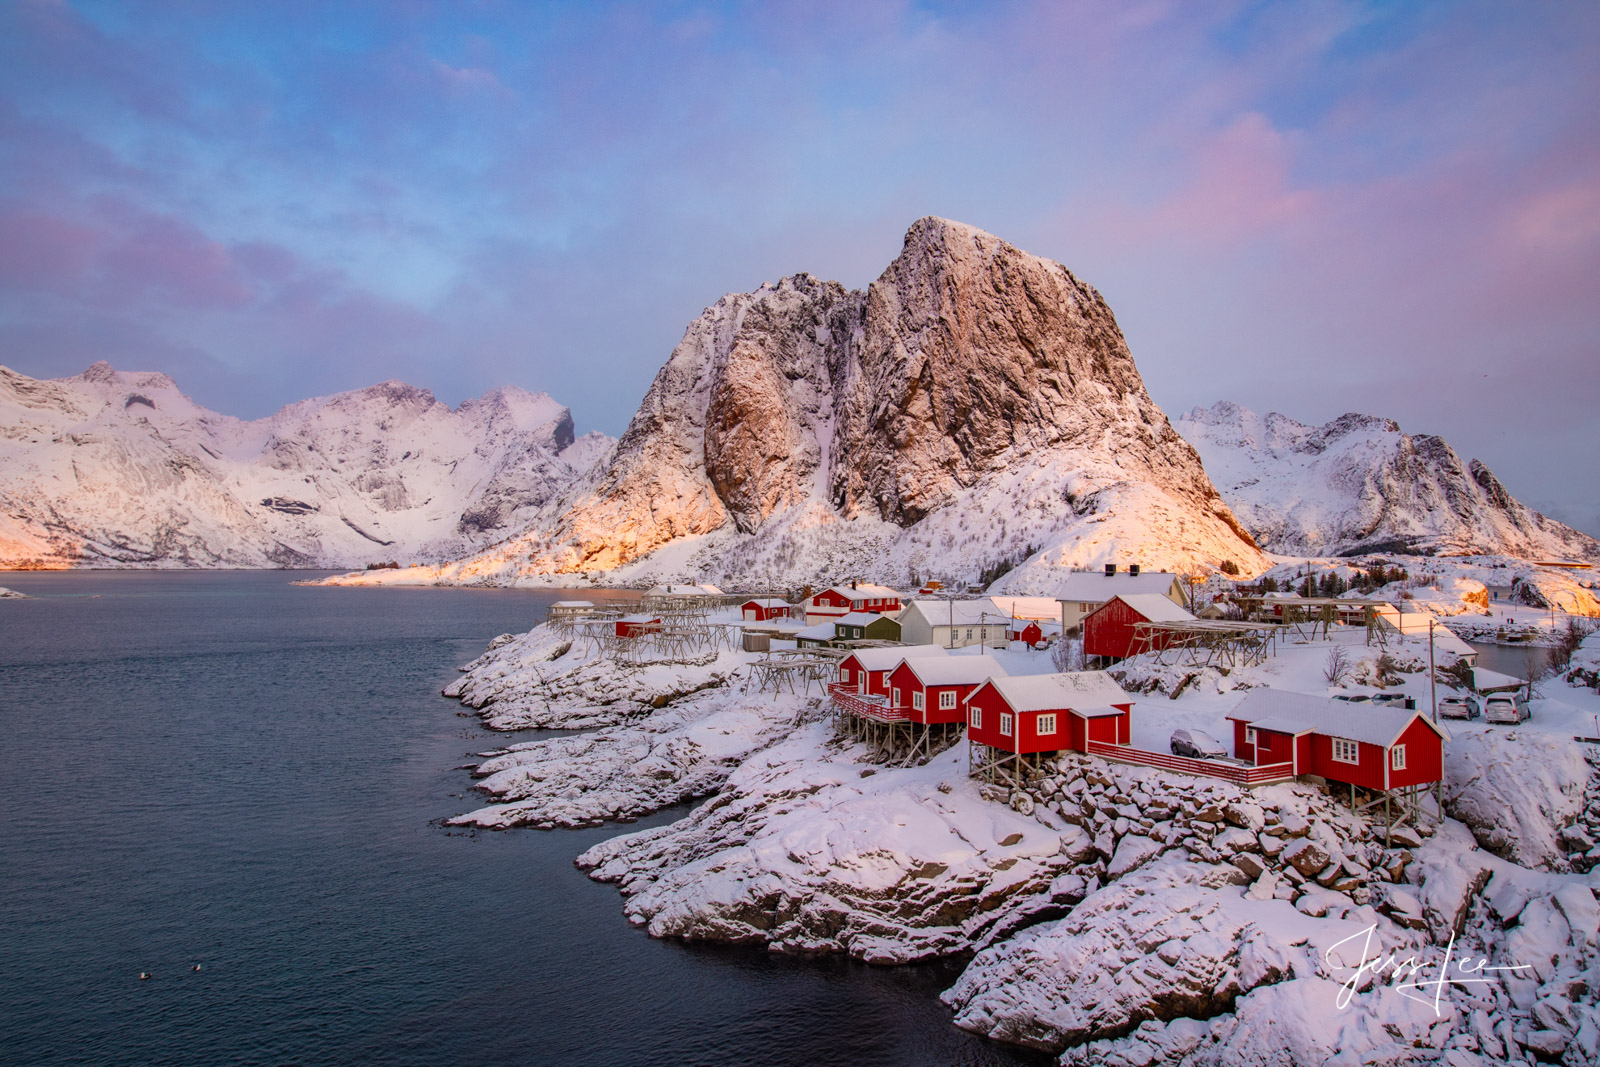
xmin=965 ymin=672 xmax=1134 ymax=755
xmin=807 ymin=583 xmax=902 ymax=622
xmin=741 ymin=598 xmax=793 ymax=622
xmin=886 ymin=655 xmax=1007 ymax=725
xmin=614 ymin=614 xmax=662 ymax=638
xmin=1226 ymin=689 xmax=1448 ymax=789
xmin=836 ymin=645 xmax=948 ymax=697
xmin=1083 ymin=594 xmax=1196 ymax=660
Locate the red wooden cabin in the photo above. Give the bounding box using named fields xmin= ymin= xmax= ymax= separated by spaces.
xmin=741 ymin=598 xmax=793 ymax=622
xmin=1082 ymin=594 xmax=1196 ymax=661
xmin=965 ymin=672 xmax=1134 ymax=755
xmin=1012 ymin=621 xmax=1044 ymax=646
xmin=886 ymin=655 xmax=1007 ymax=725
xmin=614 ymin=614 xmax=662 ymax=638
xmin=836 ymin=646 xmax=948 ymax=697
xmin=1225 ymin=689 xmax=1448 ymax=789
xmin=807 ymin=582 xmax=902 ymax=622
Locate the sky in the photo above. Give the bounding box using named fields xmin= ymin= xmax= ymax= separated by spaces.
xmin=1 ymin=0 xmax=1596 ymax=534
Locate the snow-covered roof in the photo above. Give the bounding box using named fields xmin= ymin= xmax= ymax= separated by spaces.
xmin=1472 ymin=667 xmax=1525 ymax=692
xmin=820 ymin=583 xmax=900 ymax=600
xmin=1102 ymin=593 xmax=1196 ymax=624
xmin=986 ymin=596 xmax=1062 ymax=621
xmin=836 ymin=611 xmax=891 ymax=627
xmin=902 ymin=655 xmax=1009 ymax=687
xmin=1069 ymin=705 xmax=1127 ymax=719
xmin=617 ymin=613 xmax=660 ymax=623
xmin=1056 ymin=572 xmax=1179 ymax=602
xmin=1227 ymin=689 xmax=1451 ymax=747
xmin=551 ymin=600 xmax=594 ymax=608
xmin=1373 ymin=609 xmax=1476 ymax=657
xmin=648 ymin=583 xmax=723 ymax=595
xmin=742 ymin=597 xmax=790 ymax=608
xmin=1245 ymin=717 xmax=1315 ymax=737
xmin=902 ymin=597 xmax=1006 ymax=626
xmin=796 ymin=622 xmax=837 ymax=640
xmin=842 ymin=645 xmax=948 ymax=671
xmin=981 ymin=671 xmax=1132 ymax=713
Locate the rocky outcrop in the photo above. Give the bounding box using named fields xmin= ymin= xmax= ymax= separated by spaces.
xmin=392 ymin=218 xmax=1265 ymax=589
xmin=0 ymin=362 xmax=610 ymax=568
xmin=1178 ymin=401 xmax=1600 ymax=561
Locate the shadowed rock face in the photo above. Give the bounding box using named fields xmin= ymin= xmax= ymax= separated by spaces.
xmin=516 ymin=216 xmax=1261 ymax=582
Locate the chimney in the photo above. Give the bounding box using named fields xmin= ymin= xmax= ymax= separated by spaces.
xmin=1104 ymin=564 xmax=1117 ymax=577
xmin=851 ymin=579 xmax=858 ymax=590
xmin=1129 ymin=564 xmax=1141 ymax=578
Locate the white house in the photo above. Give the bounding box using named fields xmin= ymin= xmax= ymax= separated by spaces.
xmin=898 ymin=598 xmax=1010 ymax=649
xmin=1055 ymin=566 xmax=1185 ymax=632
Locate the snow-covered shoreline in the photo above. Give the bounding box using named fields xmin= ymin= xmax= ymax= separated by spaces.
xmin=442 ymin=610 xmax=1600 ymax=1064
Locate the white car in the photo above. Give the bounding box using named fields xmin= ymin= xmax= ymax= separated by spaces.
xmin=1438 ymin=696 xmax=1481 ymax=720
xmin=1171 ymin=728 xmax=1227 ymax=759
xmin=1483 ymin=693 xmax=1531 ymax=724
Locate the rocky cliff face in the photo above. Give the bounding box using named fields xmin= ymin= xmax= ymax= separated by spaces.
xmin=0 ymin=362 xmax=609 ymax=568
xmin=415 ymin=218 xmax=1265 ymax=590
xmin=1177 ymin=401 xmax=1599 ymax=561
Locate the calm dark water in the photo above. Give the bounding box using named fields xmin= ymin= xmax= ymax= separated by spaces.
xmin=0 ymin=571 xmax=1038 ymax=1067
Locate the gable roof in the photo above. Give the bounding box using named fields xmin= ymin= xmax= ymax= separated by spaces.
xmin=901 ymin=597 xmax=1005 ymax=626
xmin=842 ymin=645 xmax=949 ymax=672
xmin=795 ymin=622 xmax=837 ymax=640
xmin=818 ymin=583 xmax=900 ymax=601
xmin=1227 ymin=689 xmax=1451 ymax=747
xmin=901 ymin=655 xmax=1009 ymax=687
xmin=1057 ymin=571 xmax=1180 ymax=602
xmin=836 ymin=611 xmax=894 ymax=628
xmin=1096 ymin=593 xmax=1196 ymax=624
xmin=986 ymin=596 xmax=1062 ymax=621
xmin=742 ymin=597 xmax=790 ymax=609
xmin=980 ymin=671 xmax=1132 ymax=713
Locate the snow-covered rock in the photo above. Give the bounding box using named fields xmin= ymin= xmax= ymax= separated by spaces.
xmin=0 ymin=586 xmax=28 ymax=598
xmin=0 ymin=362 xmax=612 ymax=568
xmin=1444 ymin=729 xmax=1590 ymax=870
xmin=1177 ymin=401 xmax=1599 ymax=562
xmin=333 ymin=218 xmax=1267 ymax=591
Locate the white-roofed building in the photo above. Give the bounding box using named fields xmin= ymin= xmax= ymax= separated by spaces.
xmin=1082 ymin=593 xmax=1198 ymax=661
xmin=1056 ymin=567 xmax=1186 ymax=631
xmin=966 ymin=671 xmax=1135 ymax=756
xmin=806 ymin=582 xmax=902 ymax=623
xmin=1225 ymin=689 xmax=1449 ymax=792
xmin=898 ymin=597 xmax=1009 ymax=649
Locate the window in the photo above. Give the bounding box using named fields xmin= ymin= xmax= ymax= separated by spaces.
xmin=1000 ymin=712 xmax=1013 ymax=736
xmin=1245 ymin=727 xmax=1257 ymax=745
xmin=939 ymin=691 xmax=957 ymax=710
xmin=1038 ymin=714 xmax=1057 ymax=735
xmin=893 ymin=688 xmax=901 ymax=707
xmin=912 ymin=691 xmax=925 ymax=711
xmin=970 ymin=708 xmax=982 ymax=729
xmin=1390 ymin=745 xmax=1407 ymax=771
xmin=964 ymin=628 xmax=973 ymax=641
xmin=840 ymin=666 xmax=849 ymax=682
xmin=1332 ymin=738 xmax=1359 ymax=764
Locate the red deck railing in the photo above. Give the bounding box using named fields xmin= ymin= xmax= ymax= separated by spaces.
xmin=827 ymin=682 xmax=911 ymax=723
xmin=1085 ymin=740 xmax=1294 ymax=786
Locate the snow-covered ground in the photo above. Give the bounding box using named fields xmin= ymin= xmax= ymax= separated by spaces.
xmin=441 ymin=604 xmax=1600 ymax=1065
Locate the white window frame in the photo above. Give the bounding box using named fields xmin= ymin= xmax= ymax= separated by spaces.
xmin=1037 ymin=713 xmax=1057 ymax=736
xmin=939 ymin=690 xmax=957 ymax=710
xmin=970 ymin=707 xmax=982 ymax=729
xmin=892 ymin=687 xmax=901 ymax=707
xmin=912 ymin=690 xmax=925 ymax=711
xmin=1332 ymin=738 xmax=1360 ymax=765
xmin=1245 ymin=726 xmax=1257 ymax=745
xmin=964 ymin=628 xmax=973 ymax=641
xmin=1390 ymin=745 xmax=1406 ymax=771
xmin=1000 ymin=712 xmax=1013 ymax=736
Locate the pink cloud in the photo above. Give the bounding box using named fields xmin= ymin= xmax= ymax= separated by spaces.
xmin=0 ymin=208 xmax=99 ymax=288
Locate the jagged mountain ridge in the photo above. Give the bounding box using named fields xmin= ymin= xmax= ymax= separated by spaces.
xmin=373 ymin=217 xmax=1268 ymax=592
xmin=1176 ymin=401 xmax=1599 ymax=561
xmin=0 ymin=362 xmax=613 ymax=568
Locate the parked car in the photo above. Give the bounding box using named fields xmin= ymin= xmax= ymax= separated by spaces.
xmin=1438 ymin=695 xmax=1481 ymax=720
xmin=1484 ymin=693 xmax=1531 ymax=724
xmin=1371 ymin=692 xmax=1416 ymax=710
xmin=1171 ymin=728 xmax=1228 ymax=759
xmin=1332 ymin=694 xmax=1372 ymax=703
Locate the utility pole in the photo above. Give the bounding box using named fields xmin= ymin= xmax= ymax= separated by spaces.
xmin=1428 ymin=618 xmax=1437 ymax=723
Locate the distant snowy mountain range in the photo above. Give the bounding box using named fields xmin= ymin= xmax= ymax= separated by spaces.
xmin=1177 ymin=402 xmax=1597 ymax=562
xmin=4 ymin=218 xmax=1593 ymax=580
xmin=0 ymin=362 xmax=613 ymax=568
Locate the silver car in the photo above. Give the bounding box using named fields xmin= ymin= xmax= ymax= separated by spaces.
xmin=1483 ymin=693 xmax=1531 ymax=724
xmin=1171 ymin=728 xmax=1228 ymax=759
xmin=1438 ymin=696 xmax=1480 ymax=720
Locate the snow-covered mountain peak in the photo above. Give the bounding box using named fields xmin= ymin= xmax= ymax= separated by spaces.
xmin=1177 ymin=401 xmax=1598 ymax=560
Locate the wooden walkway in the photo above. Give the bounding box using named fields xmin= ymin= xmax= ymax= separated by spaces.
xmin=1085 ymin=740 xmax=1295 ymax=787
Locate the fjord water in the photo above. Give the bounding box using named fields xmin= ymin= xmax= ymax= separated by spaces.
xmin=0 ymin=572 xmax=1035 ymax=1067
